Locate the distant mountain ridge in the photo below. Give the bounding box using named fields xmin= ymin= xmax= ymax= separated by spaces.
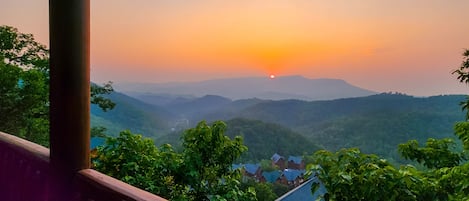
xmin=115 ymin=75 xmax=377 ymax=101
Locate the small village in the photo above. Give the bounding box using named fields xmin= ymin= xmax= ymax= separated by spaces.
xmin=233 ymin=153 xmax=326 ymax=200
xmin=233 ymin=154 xmax=306 ymax=188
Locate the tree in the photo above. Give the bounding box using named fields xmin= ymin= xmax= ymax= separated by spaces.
xmin=0 ymin=25 xmax=115 ymax=146
xmin=92 ymin=130 xmax=188 ymax=198
xmin=0 ymin=25 xmax=48 ymax=71
xmin=398 ymin=138 xmax=464 ymax=169
xmin=91 ymin=81 xmax=116 ymax=112
xmin=259 ymin=159 xmax=279 ymax=172
xmin=93 ymin=121 xmax=257 ymax=201
xmin=240 ymin=179 xmax=278 ymax=201
xmin=0 ymin=46 xmax=49 ymax=145
xmin=271 ymin=183 xmax=289 ymax=198
xmin=452 ymin=49 xmax=469 ymax=119
xmin=307 ymin=148 xmax=444 ymax=201
xmin=180 ymin=121 xmax=255 ymax=200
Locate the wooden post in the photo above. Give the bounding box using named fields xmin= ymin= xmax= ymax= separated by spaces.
xmin=49 ymin=0 xmax=90 ymax=200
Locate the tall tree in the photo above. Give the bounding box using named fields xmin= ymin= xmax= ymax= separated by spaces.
xmin=0 ymin=25 xmax=114 ymax=146
xmin=0 ymin=26 xmax=49 ymax=145
xmin=180 ymin=121 xmax=253 ymax=200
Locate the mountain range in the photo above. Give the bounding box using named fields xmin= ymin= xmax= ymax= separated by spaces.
xmin=114 ymin=75 xmax=376 ymax=101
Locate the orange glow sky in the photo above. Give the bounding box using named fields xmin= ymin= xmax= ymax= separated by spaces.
xmin=1 ymin=0 xmax=469 ymax=96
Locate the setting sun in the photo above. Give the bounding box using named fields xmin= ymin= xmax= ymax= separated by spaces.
xmin=2 ymin=0 xmax=469 ymax=95
xmin=270 ymin=75 xmax=275 ymax=79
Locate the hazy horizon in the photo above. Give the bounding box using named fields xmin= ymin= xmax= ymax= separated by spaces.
xmin=2 ymin=0 xmax=469 ymax=96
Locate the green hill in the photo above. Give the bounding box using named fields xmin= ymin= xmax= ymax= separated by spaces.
xmin=224 ymin=118 xmax=322 ymax=162
xmin=91 ymin=91 xmax=175 ymax=138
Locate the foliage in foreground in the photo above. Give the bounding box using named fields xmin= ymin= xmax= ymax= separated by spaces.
xmin=93 ymin=121 xmax=257 ymax=201
xmin=308 ymin=49 xmax=469 ymax=200
xmin=308 ymin=148 xmax=447 ymax=201
xmin=0 ymin=25 xmax=114 ymax=146
xmin=0 ymin=25 xmax=49 ymax=145
xmin=308 ymin=129 xmax=469 ymax=200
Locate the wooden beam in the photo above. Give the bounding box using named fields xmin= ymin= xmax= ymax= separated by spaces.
xmin=76 ymin=169 xmax=168 ymax=201
xmin=49 ymin=0 xmax=90 ymax=200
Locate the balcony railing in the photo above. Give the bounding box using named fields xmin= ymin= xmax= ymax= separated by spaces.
xmin=0 ymin=131 xmax=167 ymax=201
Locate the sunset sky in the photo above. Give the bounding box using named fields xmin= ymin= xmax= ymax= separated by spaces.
xmin=1 ymin=0 xmax=469 ymax=96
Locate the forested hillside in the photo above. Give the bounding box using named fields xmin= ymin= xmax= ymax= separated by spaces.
xmin=224 ymin=118 xmax=322 ymax=161
xmin=91 ymin=91 xmax=175 ymax=138
xmin=229 ymin=93 xmax=466 ymax=161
